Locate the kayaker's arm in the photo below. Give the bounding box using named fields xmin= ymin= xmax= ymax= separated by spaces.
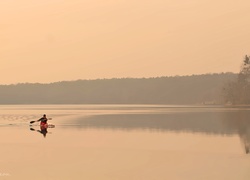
xmin=30 ymin=119 xmax=41 ymax=124
xmin=29 ymin=118 xmax=52 ymax=124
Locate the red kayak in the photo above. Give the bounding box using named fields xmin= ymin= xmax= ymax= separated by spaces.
xmin=40 ymin=124 xmax=55 ymax=128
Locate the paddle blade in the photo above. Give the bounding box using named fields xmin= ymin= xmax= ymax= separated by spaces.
xmin=30 ymin=121 xmax=36 ymax=124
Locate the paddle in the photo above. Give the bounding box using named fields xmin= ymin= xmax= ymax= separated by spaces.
xmin=30 ymin=118 xmax=52 ymax=124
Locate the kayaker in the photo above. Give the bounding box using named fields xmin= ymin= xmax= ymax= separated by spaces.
xmin=38 ymin=114 xmax=48 ymax=126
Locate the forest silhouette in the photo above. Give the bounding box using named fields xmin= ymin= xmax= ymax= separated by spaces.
xmin=0 ymin=73 xmax=236 ymax=104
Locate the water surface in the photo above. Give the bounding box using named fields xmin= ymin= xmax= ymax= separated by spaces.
xmin=0 ymin=105 xmax=250 ymax=180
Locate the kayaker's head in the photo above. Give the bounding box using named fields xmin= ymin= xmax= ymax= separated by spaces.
xmin=43 ymin=114 xmax=46 ymax=117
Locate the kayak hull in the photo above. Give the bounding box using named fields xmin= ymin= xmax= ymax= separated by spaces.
xmin=40 ymin=124 xmax=55 ymax=128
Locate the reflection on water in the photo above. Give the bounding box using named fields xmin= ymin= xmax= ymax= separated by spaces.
xmin=1 ymin=105 xmax=250 ymax=154
xmin=222 ymin=111 xmax=250 ymax=154
xmin=73 ymin=113 xmax=231 ymax=133
xmin=30 ymin=127 xmax=48 ymax=138
xmin=0 ymin=105 xmax=250 ymax=180
xmin=69 ymin=109 xmax=250 ymax=154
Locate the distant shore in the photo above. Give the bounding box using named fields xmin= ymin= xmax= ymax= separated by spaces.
xmin=0 ymin=73 xmax=237 ymax=105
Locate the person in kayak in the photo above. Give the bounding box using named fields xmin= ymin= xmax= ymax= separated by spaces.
xmin=38 ymin=114 xmax=48 ymax=126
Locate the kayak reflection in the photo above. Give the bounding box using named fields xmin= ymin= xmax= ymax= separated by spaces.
xmin=30 ymin=125 xmax=55 ymax=138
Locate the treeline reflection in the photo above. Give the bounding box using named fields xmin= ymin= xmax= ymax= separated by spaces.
xmin=72 ymin=110 xmax=250 ymax=153
xmin=73 ymin=112 xmax=245 ymax=134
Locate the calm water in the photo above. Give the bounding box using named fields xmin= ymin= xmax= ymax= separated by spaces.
xmin=0 ymin=105 xmax=250 ymax=180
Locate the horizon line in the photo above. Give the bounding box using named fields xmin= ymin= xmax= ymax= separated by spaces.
xmin=0 ymin=72 xmax=237 ymax=86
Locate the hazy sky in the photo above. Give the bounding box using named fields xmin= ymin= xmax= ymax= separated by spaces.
xmin=0 ymin=0 xmax=249 ymax=84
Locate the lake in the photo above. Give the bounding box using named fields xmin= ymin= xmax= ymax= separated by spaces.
xmin=0 ymin=105 xmax=250 ymax=180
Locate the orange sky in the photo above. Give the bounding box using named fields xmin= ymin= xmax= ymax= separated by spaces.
xmin=0 ymin=0 xmax=249 ymax=84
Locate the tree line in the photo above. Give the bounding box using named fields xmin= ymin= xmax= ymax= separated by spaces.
xmin=223 ymin=55 xmax=250 ymax=105
xmin=0 ymin=73 xmax=236 ymax=104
